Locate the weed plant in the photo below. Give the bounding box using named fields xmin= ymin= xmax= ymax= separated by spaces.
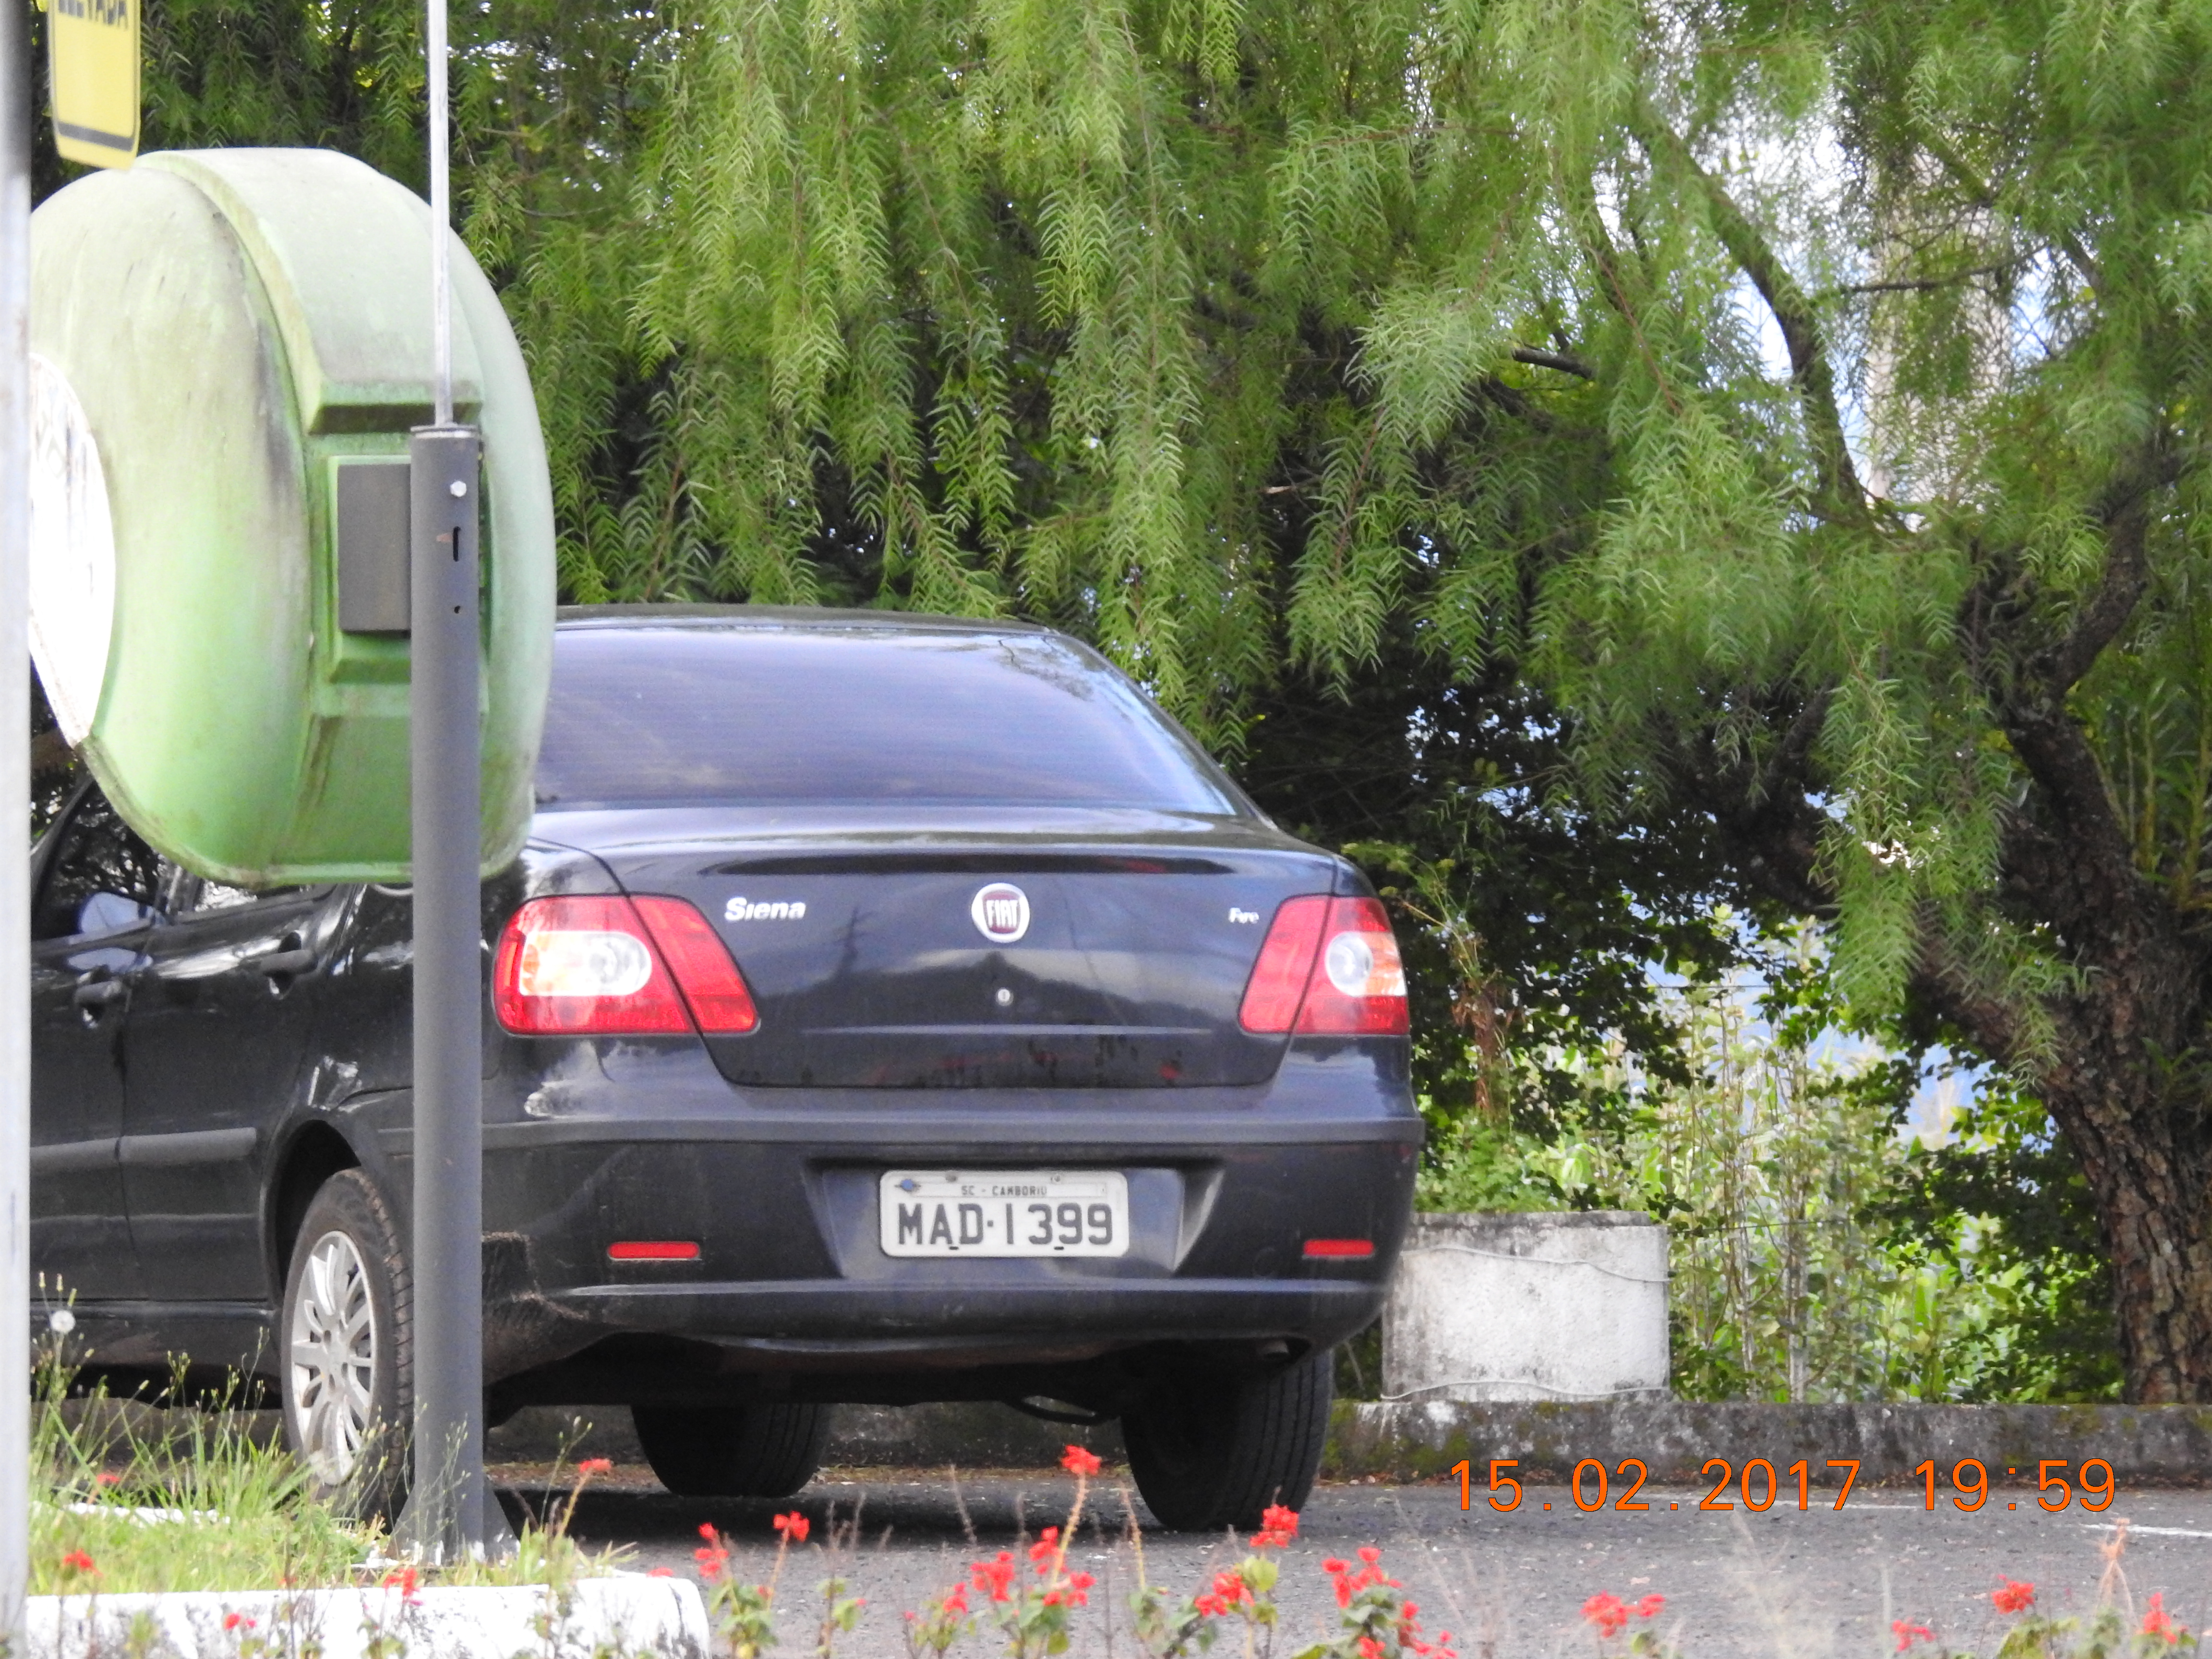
xmin=26 ymin=1344 xmax=625 ymax=1596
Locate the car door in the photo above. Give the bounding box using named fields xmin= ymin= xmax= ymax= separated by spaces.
xmin=119 ymin=874 xmax=337 ymax=1302
xmin=30 ymin=784 xmax=162 ymax=1305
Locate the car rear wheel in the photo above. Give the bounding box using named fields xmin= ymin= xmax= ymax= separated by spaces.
xmin=280 ymin=1170 xmax=411 ymax=1524
xmin=1124 ymin=1349 xmax=1333 ymax=1530
xmin=631 ymin=1403 xmax=830 ymax=1498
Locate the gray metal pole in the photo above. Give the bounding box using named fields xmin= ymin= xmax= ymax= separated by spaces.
xmin=403 ymin=423 xmax=489 ymax=1561
xmin=398 ymin=0 xmax=502 ymax=1562
xmin=0 ymin=0 xmax=28 ymax=1632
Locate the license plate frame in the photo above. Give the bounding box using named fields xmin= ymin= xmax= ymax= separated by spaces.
xmin=878 ymin=1169 xmax=1131 ymax=1258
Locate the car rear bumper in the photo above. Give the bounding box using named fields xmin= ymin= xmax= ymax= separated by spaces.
xmin=440 ymin=1037 xmax=1420 ymax=1397
xmin=544 ymin=1276 xmax=1386 ymax=1348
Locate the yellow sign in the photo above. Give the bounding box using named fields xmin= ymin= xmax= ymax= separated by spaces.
xmin=48 ymin=0 xmax=138 ymax=170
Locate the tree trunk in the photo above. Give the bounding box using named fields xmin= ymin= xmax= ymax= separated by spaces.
xmin=2036 ymin=978 xmax=2212 ymax=1401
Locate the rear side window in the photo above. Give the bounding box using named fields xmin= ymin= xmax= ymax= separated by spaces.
xmin=537 ymin=624 xmax=1242 ymax=813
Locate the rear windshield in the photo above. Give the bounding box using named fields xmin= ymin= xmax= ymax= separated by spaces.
xmin=536 ymin=624 xmax=1241 ymax=813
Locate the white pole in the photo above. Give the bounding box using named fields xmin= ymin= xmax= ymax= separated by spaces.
xmin=0 ymin=0 xmax=32 ymax=1635
xmin=427 ymin=0 xmax=451 ymax=428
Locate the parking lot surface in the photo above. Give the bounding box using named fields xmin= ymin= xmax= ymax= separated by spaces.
xmin=493 ymin=1468 xmax=2212 ymax=1658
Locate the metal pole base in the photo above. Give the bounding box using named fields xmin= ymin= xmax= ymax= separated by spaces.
xmin=394 ymin=1468 xmax=517 ymax=1565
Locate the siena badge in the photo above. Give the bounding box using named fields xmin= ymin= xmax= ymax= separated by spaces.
xmin=971 ymin=882 xmax=1030 ymax=944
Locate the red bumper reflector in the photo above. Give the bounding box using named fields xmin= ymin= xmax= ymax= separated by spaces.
xmin=1303 ymin=1238 xmax=1375 ymax=1259
xmin=608 ymin=1240 xmax=701 ymax=1261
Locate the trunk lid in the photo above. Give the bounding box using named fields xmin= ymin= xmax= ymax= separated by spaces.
xmin=595 ymin=831 xmax=1340 ymax=1087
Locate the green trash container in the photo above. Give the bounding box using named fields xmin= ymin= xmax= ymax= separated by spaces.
xmin=27 ymin=147 xmax=554 ymax=884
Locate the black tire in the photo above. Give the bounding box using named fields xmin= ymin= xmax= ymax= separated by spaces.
xmin=1124 ymin=1350 xmax=1333 ymax=1530
xmin=278 ymin=1169 xmax=412 ymax=1524
xmin=631 ymin=1403 xmax=830 ymax=1498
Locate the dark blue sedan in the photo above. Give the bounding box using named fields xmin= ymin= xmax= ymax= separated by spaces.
xmin=30 ymin=607 xmax=1418 ymax=1528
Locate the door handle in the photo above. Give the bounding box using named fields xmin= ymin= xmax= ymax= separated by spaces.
xmin=254 ymin=947 xmax=317 ymax=978
xmin=71 ymin=977 xmax=126 ymax=1010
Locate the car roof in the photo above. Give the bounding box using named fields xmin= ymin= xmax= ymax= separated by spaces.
xmin=555 ymin=603 xmax=1052 ymax=638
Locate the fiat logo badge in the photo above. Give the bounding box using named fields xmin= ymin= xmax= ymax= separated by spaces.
xmin=971 ymin=882 xmax=1030 ymax=944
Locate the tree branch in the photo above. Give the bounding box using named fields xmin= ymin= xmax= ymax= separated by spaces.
xmin=1914 ymin=125 xmax=2102 ymax=294
xmin=1825 ymin=261 xmax=2017 ymax=298
xmin=1909 ymin=937 xmax=2025 ymax=1070
xmin=1510 ymin=346 xmax=1595 ymax=380
xmin=2029 ymin=453 xmax=2183 ymax=696
xmin=1630 ymin=97 xmax=1869 ymax=526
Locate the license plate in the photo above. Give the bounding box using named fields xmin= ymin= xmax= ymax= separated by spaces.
xmin=879 ymin=1170 xmax=1130 ymax=1258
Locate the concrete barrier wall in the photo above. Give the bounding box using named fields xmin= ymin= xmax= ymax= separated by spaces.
xmin=1382 ymin=1212 xmax=1670 ymax=1402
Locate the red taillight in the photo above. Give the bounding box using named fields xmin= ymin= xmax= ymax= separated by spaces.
xmin=1238 ymin=895 xmax=1408 ymax=1036
xmin=493 ymin=895 xmax=757 ymax=1036
xmin=1303 ymin=1238 xmax=1376 ymax=1259
xmin=631 ymin=896 xmax=760 ymax=1034
xmin=608 ymin=1240 xmax=701 ymax=1261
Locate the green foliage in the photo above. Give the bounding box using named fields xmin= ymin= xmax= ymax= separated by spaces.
xmin=1401 ymin=937 xmax=2117 ymax=1404
xmin=1234 ymin=624 xmax=1755 ymax=1116
xmin=97 ymin=0 xmax=2212 ymax=985
xmin=32 ymin=1371 xmax=371 ymax=1594
xmin=1415 ymin=1115 xmax=1562 ymax=1215
xmin=28 ymin=1354 xmax=631 ymax=1594
xmin=107 ymin=0 xmax=2212 ymax=1385
xmin=1888 ymin=1084 xmax=2124 ymax=1402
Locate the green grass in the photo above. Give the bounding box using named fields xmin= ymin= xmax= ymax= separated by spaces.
xmin=28 ymin=1356 xmax=624 ymax=1596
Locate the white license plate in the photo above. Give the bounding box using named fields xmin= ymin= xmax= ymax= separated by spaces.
xmin=879 ymin=1170 xmax=1130 ymax=1258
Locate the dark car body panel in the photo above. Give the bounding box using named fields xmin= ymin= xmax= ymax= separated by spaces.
xmin=563 ymin=816 xmax=1340 ymax=1089
xmin=30 ymin=608 xmax=1420 ymax=1413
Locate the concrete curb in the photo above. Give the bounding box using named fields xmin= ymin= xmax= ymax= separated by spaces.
xmin=1324 ymin=1400 xmax=2212 ymax=1485
xmin=26 ymin=1577 xmax=709 ymax=1659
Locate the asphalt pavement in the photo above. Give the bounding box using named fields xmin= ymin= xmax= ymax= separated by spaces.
xmin=491 ymin=1466 xmax=2212 ymax=1658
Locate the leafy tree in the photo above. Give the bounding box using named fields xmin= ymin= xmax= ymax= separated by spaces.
xmin=1235 ymin=617 xmax=1753 ymax=1125
xmin=83 ymin=0 xmax=2212 ymax=1397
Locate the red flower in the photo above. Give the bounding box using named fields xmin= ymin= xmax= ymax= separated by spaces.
xmin=94 ymin=1472 xmax=120 ymax=1488
xmin=694 ymin=1545 xmax=729 ymax=1580
xmin=772 ymin=1511 xmax=810 ymax=1543
xmin=576 ymin=1457 xmax=613 ymax=1477
xmin=1992 ymin=1580 xmax=2036 ymax=1616
xmin=699 ymin=1522 xmax=719 ymax=1541
xmin=59 ymin=1551 xmax=95 ymax=1576
xmin=942 ymin=1585 xmax=969 ymax=1616
xmin=1325 ymin=1552 xmax=1392 ymax=1610
xmin=1636 ymin=1595 xmax=1665 ymax=1620
xmin=1064 ymin=1572 xmax=1094 ymax=1608
xmin=1254 ymin=1504 xmax=1300 ymax=1548
xmin=223 ymin=1612 xmax=256 ymax=1631
xmin=972 ymin=1552 xmax=1016 ymax=1603
xmin=1358 ymin=1639 xmax=1386 ymax=1659
xmin=1210 ymin=1569 xmax=1250 ymax=1606
xmin=647 ymin=1566 xmax=673 ymax=1578
xmin=1583 ymin=1593 xmax=1629 ymax=1639
xmin=1060 ymin=1444 xmax=1103 ymax=1477
xmin=380 ymin=1565 xmax=420 ymax=1603
xmin=2142 ymin=1595 xmax=2187 ymax=1645
xmin=1893 ymin=1621 xmax=1935 ymax=1652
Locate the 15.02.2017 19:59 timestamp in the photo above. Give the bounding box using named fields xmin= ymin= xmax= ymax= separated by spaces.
xmin=1451 ymin=1457 xmax=2119 ymax=1514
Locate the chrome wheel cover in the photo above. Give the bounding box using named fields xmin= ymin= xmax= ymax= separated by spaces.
xmin=288 ymin=1229 xmax=378 ymax=1483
